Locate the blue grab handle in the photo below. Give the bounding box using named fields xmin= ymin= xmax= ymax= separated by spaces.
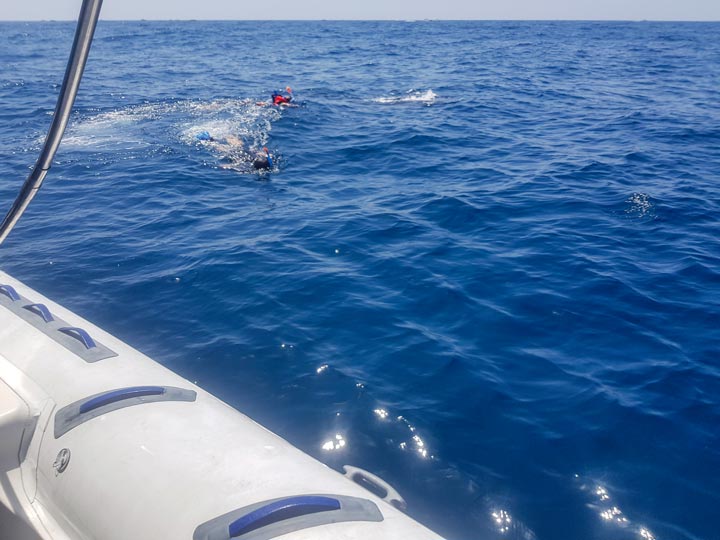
xmin=228 ymin=496 xmax=341 ymax=538
xmin=79 ymin=386 xmax=166 ymax=414
xmin=58 ymin=326 xmax=97 ymax=349
xmin=24 ymin=303 xmax=54 ymax=322
xmin=0 ymin=284 xmax=21 ymax=301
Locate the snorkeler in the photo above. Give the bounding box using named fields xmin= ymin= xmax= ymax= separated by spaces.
xmin=272 ymin=87 xmax=293 ymax=106
xmin=252 ymin=147 xmax=273 ymax=170
xmin=195 ymin=132 xmax=273 ymax=171
xmin=256 ymin=87 xmax=296 ymax=107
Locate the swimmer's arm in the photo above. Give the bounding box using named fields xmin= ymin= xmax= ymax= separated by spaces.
xmin=225 ymin=135 xmax=243 ymax=147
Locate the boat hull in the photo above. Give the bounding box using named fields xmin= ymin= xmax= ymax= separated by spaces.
xmin=0 ymin=270 xmax=443 ymax=540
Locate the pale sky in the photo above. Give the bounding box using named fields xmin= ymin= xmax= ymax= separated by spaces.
xmin=2 ymin=0 xmax=719 ymax=21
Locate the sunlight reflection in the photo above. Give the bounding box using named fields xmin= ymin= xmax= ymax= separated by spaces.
xmin=321 ymin=433 xmax=346 ymax=451
xmin=639 ymin=528 xmax=656 ymax=540
xmin=579 ymin=477 xmax=658 ymax=540
xmin=600 ymin=506 xmax=628 ymax=524
xmin=491 ymin=509 xmax=512 ymax=534
xmin=397 ymin=415 xmax=432 ymax=459
xmin=370 ymin=407 xmax=434 ymax=459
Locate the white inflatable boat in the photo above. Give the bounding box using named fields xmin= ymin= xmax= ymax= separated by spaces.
xmin=0 ymin=271 xmax=443 ymax=539
xmin=0 ymin=1 xmax=446 ymax=538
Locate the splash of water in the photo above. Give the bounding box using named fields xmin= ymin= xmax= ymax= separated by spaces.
xmin=373 ymin=89 xmax=437 ymax=105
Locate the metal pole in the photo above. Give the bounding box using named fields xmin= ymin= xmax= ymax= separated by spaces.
xmin=0 ymin=0 xmax=103 ymax=245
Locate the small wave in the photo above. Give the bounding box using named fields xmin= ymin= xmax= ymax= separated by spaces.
xmin=1 ymin=80 xmax=25 ymax=89
xmin=373 ymin=89 xmax=437 ymax=105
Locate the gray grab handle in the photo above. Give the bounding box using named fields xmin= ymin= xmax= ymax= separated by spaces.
xmin=343 ymin=465 xmax=407 ymax=511
xmin=54 ymin=385 xmax=196 ymax=438
xmin=194 ymin=494 xmax=383 ymax=540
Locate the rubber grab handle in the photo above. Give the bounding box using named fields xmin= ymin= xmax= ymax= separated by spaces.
xmin=343 ymin=465 xmax=407 ymax=511
xmin=55 ymin=385 xmax=196 ymax=438
xmin=229 ymin=496 xmax=341 ymax=538
xmin=24 ymin=303 xmax=55 ymax=322
xmin=58 ymin=326 xmax=97 ymax=349
xmin=79 ymin=386 xmax=166 ymax=414
xmin=0 ymin=284 xmax=20 ymax=301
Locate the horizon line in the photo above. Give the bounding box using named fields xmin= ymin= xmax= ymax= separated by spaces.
xmin=1 ymin=18 xmax=719 ymax=23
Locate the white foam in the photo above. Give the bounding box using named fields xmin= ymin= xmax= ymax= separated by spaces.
xmin=62 ymin=98 xmax=281 ymax=168
xmin=624 ymin=192 xmax=654 ymax=218
xmin=63 ymin=102 xmax=177 ymax=151
xmin=373 ymin=89 xmax=437 ymax=105
xmin=178 ymin=98 xmax=278 ymax=148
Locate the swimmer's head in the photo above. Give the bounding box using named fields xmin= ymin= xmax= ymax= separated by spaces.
xmin=253 ymin=147 xmax=273 ymax=170
xmin=253 ymin=156 xmax=270 ymax=170
xmin=286 ymin=86 xmax=292 ymax=93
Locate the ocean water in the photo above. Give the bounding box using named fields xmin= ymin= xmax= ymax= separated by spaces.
xmin=1 ymin=20 xmax=720 ymax=540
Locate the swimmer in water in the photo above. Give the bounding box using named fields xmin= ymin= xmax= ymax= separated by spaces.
xmin=256 ymin=86 xmax=296 ymax=107
xmin=195 ymin=132 xmax=273 ymax=171
xmin=272 ymin=87 xmax=293 ymax=106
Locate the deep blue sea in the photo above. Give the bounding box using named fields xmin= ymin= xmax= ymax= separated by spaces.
xmin=1 ymin=20 xmax=720 ymax=540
